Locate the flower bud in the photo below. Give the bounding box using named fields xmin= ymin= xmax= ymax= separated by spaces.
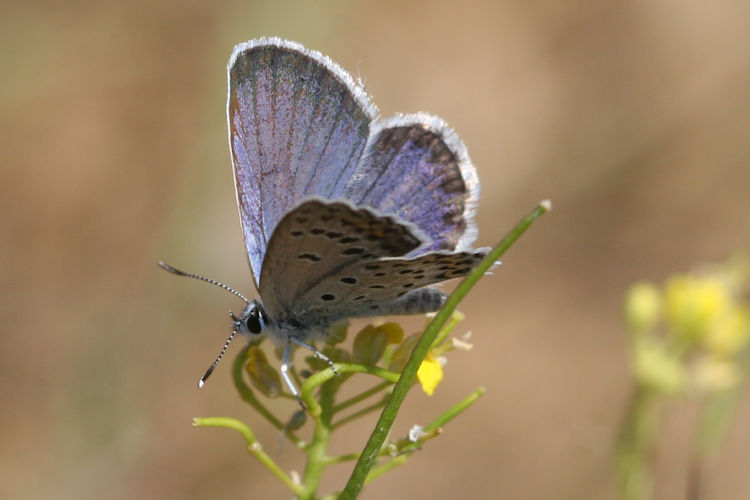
xmin=245 ymin=346 xmax=282 ymax=398
xmin=285 ymin=409 xmax=307 ymax=431
xmin=624 ymin=282 xmax=661 ymax=335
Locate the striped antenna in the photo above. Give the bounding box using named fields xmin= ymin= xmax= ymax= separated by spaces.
xmin=198 ymin=319 xmax=239 ymax=388
xmin=157 ymin=261 xmax=250 ymax=304
xmin=158 ymin=261 xmax=249 ymax=387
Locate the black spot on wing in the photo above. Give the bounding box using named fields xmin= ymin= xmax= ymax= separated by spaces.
xmin=298 ymin=252 xmax=321 ymax=262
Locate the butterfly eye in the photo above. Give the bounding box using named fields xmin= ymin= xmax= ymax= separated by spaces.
xmin=246 ymin=308 xmax=262 ymax=334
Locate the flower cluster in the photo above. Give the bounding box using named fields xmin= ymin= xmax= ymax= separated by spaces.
xmin=624 ymin=258 xmax=750 ymax=394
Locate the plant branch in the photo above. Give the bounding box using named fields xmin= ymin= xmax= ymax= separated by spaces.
xmin=193 ymin=417 xmax=304 ymax=497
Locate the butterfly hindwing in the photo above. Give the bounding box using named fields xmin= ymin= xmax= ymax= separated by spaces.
xmin=307 ymin=248 xmax=486 ymax=319
xmin=258 ymin=198 xmax=424 ymax=319
xmin=258 ymin=198 xmax=486 ymax=324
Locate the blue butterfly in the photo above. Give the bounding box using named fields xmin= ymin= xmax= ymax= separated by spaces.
xmin=161 ymin=38 xmax=484 ymax=404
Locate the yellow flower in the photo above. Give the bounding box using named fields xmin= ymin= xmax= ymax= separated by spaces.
xmin=664 ymin=275 xmax=730 ymax=342
xmin=417 ymin=354 xmax=444 ymax=396
xmin=624 ymin=282 xmax=661 ymax=334
xmin=387 ymin=312 xmax=470 ymax=395
xmin=702 ymin=305 xmax=750 ymax=357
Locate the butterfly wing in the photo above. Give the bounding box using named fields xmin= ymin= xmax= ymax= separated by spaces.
xmin=345 ymin=113 xmax=480 ymax=254
xmin=259 ymin=198 xmax=485 ymax=324
xmin=228 ymin=38 xmax=376 ymax=287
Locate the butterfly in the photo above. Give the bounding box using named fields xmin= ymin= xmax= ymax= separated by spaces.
xmin=160 ymin=38 xmax=485 ymax=405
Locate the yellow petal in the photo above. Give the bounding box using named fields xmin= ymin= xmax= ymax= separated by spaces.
xmin=417 ymin=355 xmax=444 ymax=396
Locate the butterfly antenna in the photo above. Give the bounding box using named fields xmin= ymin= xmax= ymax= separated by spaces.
xmin=157 ymin=261 xmax=250 ymax=304
xmin=198 ymin=321 xmax=239 ymax=388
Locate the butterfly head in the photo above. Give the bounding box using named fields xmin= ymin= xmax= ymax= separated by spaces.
xmin=234 ymin=300 xmax=268 ymax=336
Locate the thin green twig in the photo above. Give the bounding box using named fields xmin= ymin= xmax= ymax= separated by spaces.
xmin=193 ymin=417 xmax=304 ymax=497
xmin=332 ymin=380 xmax=394 ymax=414
xmin=300 ymin=363 xmax=401 ymax=417
xmin=365 ymin=455 xmax=408 ymax=484
xmin=615 ymin=385 xmax=659 ymax=500
xmin=323 ymin=452 xmax=361 ymax=465
xmin=340 ymin=200 xmax=551 ymax=500
xmin=426 ymin=386 xmax=485 ymax=431
xmin=332 ymin=397 xmax=389 ymax=430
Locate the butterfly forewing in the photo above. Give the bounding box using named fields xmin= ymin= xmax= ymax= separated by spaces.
xmin=228 ymin=39 xmax=375 ymax=287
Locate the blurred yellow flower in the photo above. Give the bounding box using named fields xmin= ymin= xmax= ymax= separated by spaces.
xmin=665 ymin=276 xmax=730 ymax=342
xmin=625 ymin=260 xmax=750 ymax=395
xmin=702 ymin=305 xmax=750 ymax=357
xmin=625 ymin=282 xmax=661 ymax=334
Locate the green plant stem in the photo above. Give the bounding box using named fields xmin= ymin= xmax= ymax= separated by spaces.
xmin=300 ymin=363 xmax=400 ymax=416
xmin=332 ymin=381 xmax=393 ymax=414
xmin=300 ymin=373 xmax=340 ymax=499
xmin=427 ymin=386 xmax=485 ymax=431
xmin=326 ymin=387 xmax=485 ymax=470
xmin=366 ymin=455 xmax=409 ymax=484
xmin=324 ymin=452 xmax=361 ymax=465
xmin=193 ymin=417 xmax=304 ymax=497
xmin=231 ymin=347 xmax=305 ymax=449
xmin=340 ymin=200 xmax=551 ymax=500
xmin=332 ymin=398 xmax=388 ymax=430
xmin=615 ymin=385 xmax=660 ymax=500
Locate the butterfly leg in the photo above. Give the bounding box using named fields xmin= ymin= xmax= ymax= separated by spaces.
xmin=289 ymin=336 xmax=338 ymax=375
xmin=281 ymin=339 xmax=306 ymax=410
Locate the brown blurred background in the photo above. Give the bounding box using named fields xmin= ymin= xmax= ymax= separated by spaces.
xmin=3 ymin=1 xmax=750 ymax=498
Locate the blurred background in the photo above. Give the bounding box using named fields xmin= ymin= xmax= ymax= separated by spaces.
xmin=3 ymin=1 xmax=750 ymax=498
